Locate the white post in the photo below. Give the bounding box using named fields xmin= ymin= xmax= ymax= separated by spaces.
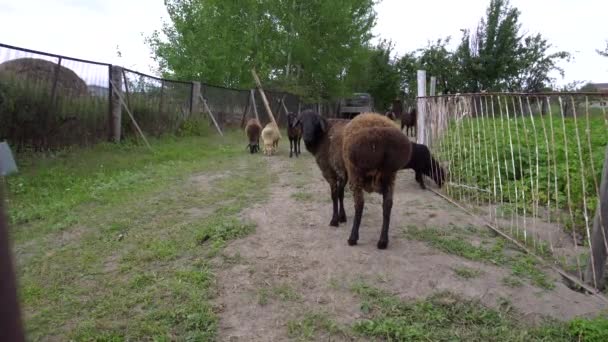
xmin=417 ymin=70 xmax=427 ymax=145
xmin=430 ymin=76 xmax=436 ymax=96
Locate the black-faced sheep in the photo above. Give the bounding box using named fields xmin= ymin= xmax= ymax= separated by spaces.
xmin=403 ymin=142 xmax=446 ymax=189
xmin=287 ymin=112 xmax=302 ymax=158
xmin=245 ymin=118 xmax=262 ymax=154
xmin=401 ymin=107 xmax=417 ymax=137
xmin=296 ymin=110 xmax=350 ymax=226
xmin=342 ymin=112 xmax=413 ymax=249
xmin=261 ymin=122 xmax=280 ymax=155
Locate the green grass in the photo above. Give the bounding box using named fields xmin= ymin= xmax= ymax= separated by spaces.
xmin=453 ymin=266 xmax=484 ymax=279
xmin=405 ymin=226 xmax=555 ymax=290
xmin=350 ymin=282 xmax=608 ymax=341
xmin=8 ymin=130 xmax=272 ymax=340
xmin=438 ymin=111 xmax=608 ymax=236
xmin=287 ymin=312 xmax=348 ymax=341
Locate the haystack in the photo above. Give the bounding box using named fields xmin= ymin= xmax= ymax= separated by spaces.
xmin=0 ymin=57 xmax=88 ymax=96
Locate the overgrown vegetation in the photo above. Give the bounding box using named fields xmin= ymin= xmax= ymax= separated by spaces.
xmin=9 ymin=131 xmax=271 ymax=340
xmin=405 ymin=225 xmax=554 ymax=289
xmin=439 ymin=110 xmax=608 ymax=236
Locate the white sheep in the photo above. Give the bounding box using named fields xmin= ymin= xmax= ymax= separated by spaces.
xmin=261 ymin=122 xmax=281 ymax=155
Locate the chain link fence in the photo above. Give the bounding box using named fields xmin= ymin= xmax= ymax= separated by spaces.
xmin=0 ymin=43 xmax=309 ymax=151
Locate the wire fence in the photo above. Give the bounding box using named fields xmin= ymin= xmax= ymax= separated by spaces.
xmin=419 ymin=92 xmax=608 ymax=289
xmin=0 ymin=43 xmax=307 ymax=151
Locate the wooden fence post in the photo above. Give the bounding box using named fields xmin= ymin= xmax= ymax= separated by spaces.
xmin=430 ymin=76 xmax=436 ymax=96
xmin=585 ymin=145 xmax=608 ymax=290
xmin=109 ymin=65 xmax=122 ymax=142
xmin=191 ymin=82 xmax=201 ymax=116
xmin=416 ymin=70 xmax=427 ymax=145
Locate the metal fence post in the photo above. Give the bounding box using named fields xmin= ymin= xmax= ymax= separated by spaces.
xmin=417 ymin=70 xmax=427 ymax=145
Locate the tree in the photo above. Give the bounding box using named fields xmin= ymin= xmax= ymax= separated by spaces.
xmin=345 ymin=40 xmax=401 ymax=111
xmin=453 ymin=0 xmax=569 ymax=93
xmin=145 ymin=0 xmax=378 ymax=101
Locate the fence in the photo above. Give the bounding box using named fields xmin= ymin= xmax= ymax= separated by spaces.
xmin=417 ymin=88 xmax=608 ymax=292
xmin=0 ymin=43 xmax=305 ymax=151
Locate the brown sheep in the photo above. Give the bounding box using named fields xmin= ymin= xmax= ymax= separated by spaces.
xmin=245 ymin=118 xmax=262 ymax=154
xmin=295 ymin=110 xmax=350 ymax=226
xmin=287 ymin=112 xmax=302 ymax=158
xmin=342 ymin=112 xmax=413 ymax=249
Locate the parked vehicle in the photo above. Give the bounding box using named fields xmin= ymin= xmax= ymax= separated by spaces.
xmin=337 ymin=92 xmax=373 ymax=119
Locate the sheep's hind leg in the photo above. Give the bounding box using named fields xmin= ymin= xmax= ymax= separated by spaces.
xmin=377 ymin=183 xmax=394 ymax=250
xmin=338 ymin=180 xmax=347 ymax=223
xmin=329 ymin=182 xmax=340 ymax=227
xmin=348 ymin=187 xmax=364 ymax=246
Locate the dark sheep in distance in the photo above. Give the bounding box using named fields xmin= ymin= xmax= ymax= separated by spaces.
xmin=287 ymin=112 xmax=302 ymax=158
xmin=401 ymin=107 xmax=417 ymax=137
xmin=295 ymin=110 xmax=350 ymax=226
xmin=403 ymin=142 xmax=446 ymax=190
xmin=245 ymin=118 xmax=262 ymax=154
xmin=342 ymin=112 xmax=413 ymax=249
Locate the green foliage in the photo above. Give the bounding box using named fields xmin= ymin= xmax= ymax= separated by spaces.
xmin=146 ymin=0 xmax=377 ymax=101
xmin=351 ymin=283 xmax=608 ymax=341
xmin=439 ymin=110 xmax=608 ymax=236
xmin=396 ymin=0 xmax=570 ymax=95
xmin=346 ymin=39 xmax=401 ymax=111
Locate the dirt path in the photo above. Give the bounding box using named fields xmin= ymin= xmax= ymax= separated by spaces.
xmin=213 ymin=152 xmax=606 ymax=341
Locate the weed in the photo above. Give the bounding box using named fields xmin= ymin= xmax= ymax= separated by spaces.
xmin=502 ymin=276 xmax=524 ymax=288
xmin=350 ymin=282 xmax=608 ymax=341
xmin=258 ymin=283 xmax=301 ymax=305
xmin=453 ymin=266 xmax=484 ymax=279
xmin=287 ymin=312 xmax=348 ymax=341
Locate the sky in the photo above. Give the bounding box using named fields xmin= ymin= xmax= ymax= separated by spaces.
xmin=0 ymin=0 xmax=606 ymax=87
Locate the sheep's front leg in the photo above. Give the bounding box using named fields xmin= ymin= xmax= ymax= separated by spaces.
xmin=348 ymin=187 xmax=364 ymax=246
xmin=378 ymin=184 xmax=394 ymax=249
xmin=289 ymin=138 xmax=293 ymax=158
xmin=415 ymin=171 xmax=426 ymax=189
xmin=329 ymin=182 xmax=340 ymax=227
xmin=338 ymin=180 xmax=347 ymax=223
xmin=296 ymin=137 xmax=301 ymax=157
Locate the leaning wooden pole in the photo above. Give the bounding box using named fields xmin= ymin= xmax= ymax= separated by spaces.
xmin=251 ymin=69 xmax=279 ymax=133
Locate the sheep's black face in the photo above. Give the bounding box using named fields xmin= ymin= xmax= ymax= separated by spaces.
xmin=248 ymin=142 xmax=260 ymax=154
xmin=287 ymin=112 xmax=298 ymax=128
xmin=297 ymin=110 xmax=326 ymax=153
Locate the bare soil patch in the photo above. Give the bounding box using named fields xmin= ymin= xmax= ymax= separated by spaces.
xmin=214 ymin=152 xmax=607 ymax=341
